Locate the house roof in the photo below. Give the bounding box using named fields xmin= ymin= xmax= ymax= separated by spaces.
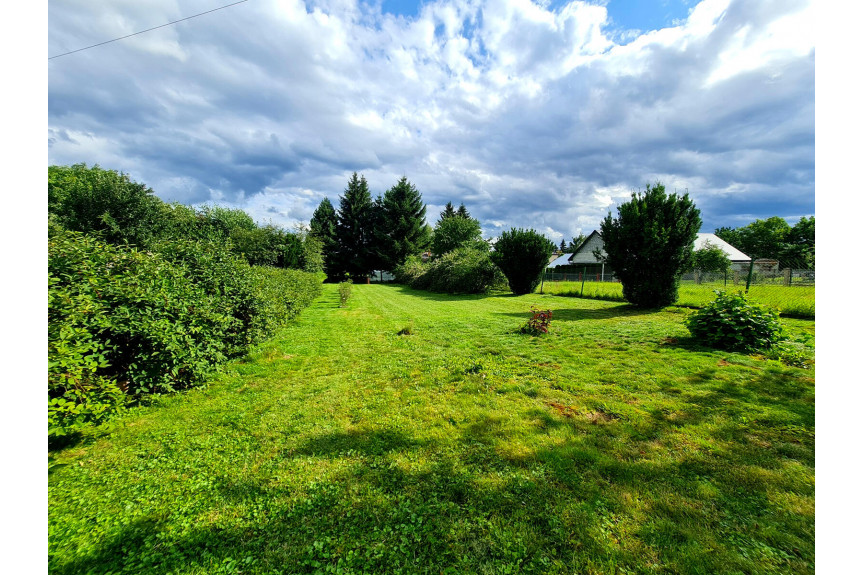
xmin=695 ymin=233 xmax=750 ymax=262
xmin=560 ymin=230 xmax=750 ymax=265
xmin=566 ymin=230 xmax=604 ymax=264
xmin=548 ymin=253 xmax=573 ymax=268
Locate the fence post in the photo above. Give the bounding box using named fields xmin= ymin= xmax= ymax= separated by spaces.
xmin=745 ymin=260 xmax=755 ymax=294
xmin=581 ymin=267 xmax=587 ymax=297
xmin=783 ymin=268 xmax=791 ymax=287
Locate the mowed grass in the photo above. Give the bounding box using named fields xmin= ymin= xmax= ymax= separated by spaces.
xmin=541 ymin=280 xmax=815 ymax=318
xmin=49 ymin=284 xmax=815 ymax=575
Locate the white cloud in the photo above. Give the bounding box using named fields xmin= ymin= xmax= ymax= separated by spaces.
xmin=48 ymin=0 xmax=815 ymax=238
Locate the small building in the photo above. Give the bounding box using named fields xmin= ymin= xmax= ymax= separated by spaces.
xmin=547 ymin=231 xmax=752 ymax=280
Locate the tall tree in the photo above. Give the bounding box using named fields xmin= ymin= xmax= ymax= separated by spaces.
xmin=375 ymin=177 xmax=431 ymax=270
xmin=599 ymin=182 xmax=701 ymax=308
xmin=456 ymin=203 xmax=471 ymax=219
xmin=431 ymin=214 xmax=483 ymax=256
xmin=786 ymin=216 xmax=815 ymax=268
xmin=335 ymin=173 xmax=375 ymax=279
xmin=438 ymin=201 xmax=457 ymax=223
xmin=716 ymin=216 xmax=813 ymax=268
xmin=565 ymin=233 xmax=587 ymax=253
xmin=310 ymin=197 xmax=339 ymax=278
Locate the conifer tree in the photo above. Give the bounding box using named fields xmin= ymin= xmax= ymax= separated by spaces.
xmin=438 ymin=201 xmax=457 ymax=223
xmin=310 ymin=197 xmax=339 ymax=278
xmin=599 ymin=182 xmax=701 ymax=307
xmin=456 ymin=203 xmax=471 ymax=219
xmin=375 ymin=177 xmax=431 ymax=270
xmin=335 ymin=173 xmax=375 ymax=279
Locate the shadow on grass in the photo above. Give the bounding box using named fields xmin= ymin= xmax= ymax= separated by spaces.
xmin=388 ymin=284 xmax=507 ymax=302
xmin=497 ymin=303 xmax=658 ymax=323
xmin=52 ymin=394 xmax=814 ymax=575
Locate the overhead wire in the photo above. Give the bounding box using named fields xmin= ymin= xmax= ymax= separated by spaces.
xmin=49 ymin=0 xmax=250 ymax=60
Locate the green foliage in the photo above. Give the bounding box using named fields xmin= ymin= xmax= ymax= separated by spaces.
xmin=48 ymin=163 xmax=164 ymax=247
xmin=394 ymin=248 xmax=506 ymax=294
xmin=565 ymin=233 xmax=586 ymax=253
xmin=715 ymin=216 xmax=814 ymax=269
xmin=438 ymin=201 xmax=457 ymax=222
xmin=248 ymin=266 xmax=324 ymax=335
xmin=490 ymin=228 xmax=555 ymax=295
xmin=690 ymin=240 xmax=731 ymax=274
xmin=431 ymin=215 xmax=483 ymax=255
xmin=49 ymin=285 xmax=815 ymax=575
xmin=599 ymin=182 xmax=701 ymax=308
xmin=338 ymin=280 xmax=353 ymax=307
xmin=520 ymin=306 xmax=553 ymax=335
xmin=48 ymin=230 xmax=321 ymax=438
xmin=299 ymin=229 xmax=325 ymax=273
xmin=310 ymin=197 xmax=339 ymax=277
xmin=686 ymin=291 xmax=785 ymax=352
xmin=374 ymin=177 xmax=431 ymax=270
xmin=335 ymin=173 xmax=376 ymax=279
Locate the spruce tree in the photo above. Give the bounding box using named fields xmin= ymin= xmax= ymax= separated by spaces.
xmin=599 ymin=182 xmax=701 ymax=307
xmin=456 ymin=203 xmax=471 ymax=219
xmin=439 ymin=201 xmax=457 ymax=223
xmin=335 ymin=173 xmax=375 ymax=279
xmin=374 ymin=177 xmax=431 ymax=270
xmin=310 ymin=197 xmax=339 ymax=278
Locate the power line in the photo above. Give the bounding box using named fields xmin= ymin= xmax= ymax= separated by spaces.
xmin=48 ymin=0 xmax=250 ymax=60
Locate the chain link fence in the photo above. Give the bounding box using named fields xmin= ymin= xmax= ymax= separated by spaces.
xmin=541 ymin=262 xmax=814 ymax=318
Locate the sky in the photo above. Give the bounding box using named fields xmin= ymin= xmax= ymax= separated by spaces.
xmin=47 ymin=0 xmax=815 ymax=241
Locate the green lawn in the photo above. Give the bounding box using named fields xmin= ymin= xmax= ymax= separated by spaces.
xmin=49 ymin=284 xmax=815 ymax=574
xmin=541 ymin=280 xmax=815 ymax=318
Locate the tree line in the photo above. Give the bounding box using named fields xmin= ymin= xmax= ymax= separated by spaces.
xmin=715 ymin=216 xmax=814 ymax=269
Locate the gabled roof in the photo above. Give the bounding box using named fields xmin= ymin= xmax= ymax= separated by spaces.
xmin=567 ymin=230 xmax=604 ymax=264
xmin=695 ymin=233 xmax=750 ymax=262
xmin=561 ymin=230 xmax=750 ymax=264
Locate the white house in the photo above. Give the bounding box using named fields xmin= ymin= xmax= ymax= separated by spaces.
xmin=548 ymin=231 xmax=751 ymax=274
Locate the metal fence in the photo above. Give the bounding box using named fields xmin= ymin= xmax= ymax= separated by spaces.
xmin=543 ymin=268 xmax=814 ymax=287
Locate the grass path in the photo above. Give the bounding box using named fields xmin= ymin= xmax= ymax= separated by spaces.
xmin=49 ymin=284 xmax=815 ymax=574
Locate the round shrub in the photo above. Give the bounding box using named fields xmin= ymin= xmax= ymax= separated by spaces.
xmin=490 ymin=228 xmax=555 ymax=295
xmin=685 ymin=291 xmax=784 ymax=352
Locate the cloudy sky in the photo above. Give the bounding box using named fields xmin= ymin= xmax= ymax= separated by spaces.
xmin=47 ymin=0 xmax=814 ymax=242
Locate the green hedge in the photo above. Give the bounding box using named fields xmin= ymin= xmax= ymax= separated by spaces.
xmin=394 ymin=247 xmax=506 ymax=294
xmin=48 ymin=230 xmax=321 ymax=440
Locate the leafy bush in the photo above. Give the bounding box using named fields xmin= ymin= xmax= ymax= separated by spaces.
xmin=405 ymin=247 xmax=506 ymax=294
xmin=48 ymin=163 xmax=165 ymax=247
xmin=339 ymin=280 xmax=352 ymax=307
xmin=48 ymin=231 xmax=322 ymax=439
xmin=520 ymin=307 xmax=553 ymax=335
xmin=393 ymin=255 xmax=432 ymax=289
xmin=685 ymin=291 xmax=785 ymax=352
xmin=250 ymin=266 xmax=323 ymax=336
xmin=490 ymin=228 xmax=555 ymax=295
xmin=431 ymin=216 xmax=483 ymax=255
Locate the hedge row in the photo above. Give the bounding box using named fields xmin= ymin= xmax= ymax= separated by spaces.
xmin=48 ymin=230 xmax=321 ymax=440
